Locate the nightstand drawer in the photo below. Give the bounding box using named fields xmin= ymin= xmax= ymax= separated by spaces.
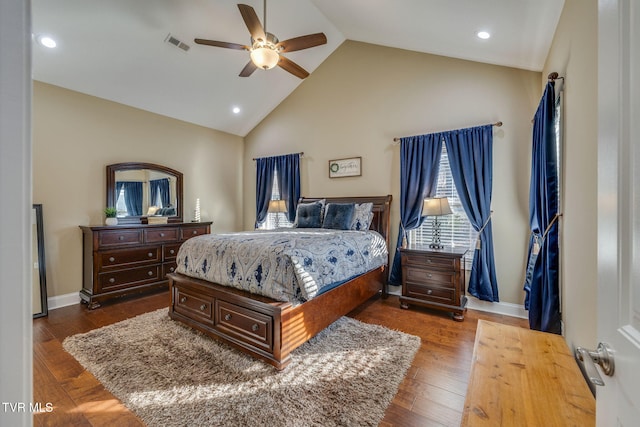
xmin=406 ymin=283 xmax=455 ymax=304
xmin=405 ymin=266 xmax=455 ymax=286
xmin=401 ymin=252 xmax=457 ymax=270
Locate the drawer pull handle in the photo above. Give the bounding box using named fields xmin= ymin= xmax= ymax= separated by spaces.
xmin=427 ymin=289 xmax=433 ymax=295
xmin=427 ymin=258 xmax=433 ymax=263
xmin=169 ymin=249 xmax=175 ymax=255
xmin=160 ymin=232 xmax=165 ymax=237
xmin=224 ymin=314 xmax=232 ymax=321
xmin=200 ymin=304 xmax=207 ymax=311
xmin=119 ymin=236 xmax=125 ymax=241
xmin=169 ymin=267 xmax=175 ymax=272
xmin=192 ymin=230 xmax=198 ymax=235
xmin=427 ymin=273 xmax=433 ymax=278
xmin=109 ymin=256 xmax=115 ymax=262
xmin=251 ymin=324 xmax=259 ymax=332
xmin=148 ymin=252 xmax=154 ymax=257
xmin=147 ymin=271 xmax=154 ymax=276
xmin=109 ymin=278 xmax=115 ymax=283
xmin=180 ymin=296 xmax=186 ymax=303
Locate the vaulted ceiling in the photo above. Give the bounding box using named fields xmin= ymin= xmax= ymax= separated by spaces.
xmin=31 ymin=0 xmax=564 ymax=136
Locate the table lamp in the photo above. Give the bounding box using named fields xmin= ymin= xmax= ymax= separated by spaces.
xmin=422 ymin=197 xmax=452 ymax=249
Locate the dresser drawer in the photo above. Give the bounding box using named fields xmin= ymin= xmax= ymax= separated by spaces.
xmin=98 ymin=229 xmax=143 ymax=247
xmin=405 ymin=266 xmax=455 ymax=287
xmin=98 ymin=265 xmax=161 ymax=292
xmin=215 ymin=300 xmax=273 ymax=351
xmin=180 ymin=225 xmax=209 ymax=241
xmin=401 ymin=252 xmax=457 ymax=270
xmin=163 ymin=243 xmax=181 ymax=260
xmin=99 ymin=247 xmax=160 ymax=269
xmin=406 ymin=283 xmax=455 ymax=305
xmin=162 ymin=261 xmax=177 ymax=279
xmin=145 ymin=227 xmax=180 ymax=243
xmin=174 ymin=286 xmax=214 ymax=325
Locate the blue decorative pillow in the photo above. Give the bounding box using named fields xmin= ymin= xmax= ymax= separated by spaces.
xmin=293 ymin=201 xmax=323 ymax=228
xmin=350 ymin=202 xmax=374 ymax=230
xmin=322 ymin=203 xmax=356 ymax=230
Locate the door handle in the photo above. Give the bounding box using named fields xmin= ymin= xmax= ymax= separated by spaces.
xmin=575 ymin=342 xmax=615 ymax=386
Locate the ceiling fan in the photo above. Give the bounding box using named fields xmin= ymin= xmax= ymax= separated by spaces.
xmin=194 ymin=1 xmax=327 ymax=79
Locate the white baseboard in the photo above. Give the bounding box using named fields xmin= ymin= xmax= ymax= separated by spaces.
xmin=466 ymin=296 xmax=528 ymax=319
xmin=48 ymin=292 xmax=81 ymax=310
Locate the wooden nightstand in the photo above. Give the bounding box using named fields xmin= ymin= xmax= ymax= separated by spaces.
xmin=399 ymin=244 xmax=468 ymax=321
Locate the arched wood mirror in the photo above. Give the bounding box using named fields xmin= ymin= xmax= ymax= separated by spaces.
xmin=106 ymin=162 xmax=183 ymax=224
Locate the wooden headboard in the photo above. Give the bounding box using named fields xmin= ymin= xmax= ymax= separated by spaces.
xmin=298 ymin=195 xmax=393 ymax=245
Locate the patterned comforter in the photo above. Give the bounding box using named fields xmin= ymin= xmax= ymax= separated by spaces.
xmin=175 ymin=228 xmax=388 ymax=305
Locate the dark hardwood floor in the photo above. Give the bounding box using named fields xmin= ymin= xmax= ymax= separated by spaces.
xmin=33 ymin=290 xmax=528 ymax=426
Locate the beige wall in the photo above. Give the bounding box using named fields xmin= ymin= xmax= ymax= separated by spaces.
xmin=243 ymin=41 xmax=541 ymax=305
xmin=542 ymin=0 xmax=598 ymax=348
xmin=33 ymin=82 xmax=244 ymax=298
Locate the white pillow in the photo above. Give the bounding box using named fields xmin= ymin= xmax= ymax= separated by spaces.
xmin=350 ymin=202 xmax=374 ymax=231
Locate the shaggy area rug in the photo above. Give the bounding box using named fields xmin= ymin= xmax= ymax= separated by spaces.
xmin=63 ymin=308 xmax=420 ymax=427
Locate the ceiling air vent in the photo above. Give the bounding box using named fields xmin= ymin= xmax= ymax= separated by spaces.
xmin=164 ymin=33 xmax=190 ymax=52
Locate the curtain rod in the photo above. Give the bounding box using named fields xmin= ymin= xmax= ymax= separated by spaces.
xmin=392 ymin=121 xmax=502 ymax=143
xmin=252 ymin=152 xmax=304 ymax=161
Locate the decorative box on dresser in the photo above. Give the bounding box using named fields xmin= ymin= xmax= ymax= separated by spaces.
xmin=399 ymin=244 xmax=468 ymax=321
xmin=80 ymin=222 xmax=211 ymax=309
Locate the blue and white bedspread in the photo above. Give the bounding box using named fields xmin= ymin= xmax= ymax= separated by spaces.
xmin=175 ymin=229 xmax=388 ymax=305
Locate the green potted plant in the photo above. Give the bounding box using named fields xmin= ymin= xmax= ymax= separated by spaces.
xmin=104 ymin=207 xmax=118 ymax=226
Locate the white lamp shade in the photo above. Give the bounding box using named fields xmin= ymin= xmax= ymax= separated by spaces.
xmin=268 ymin=199 xmax=287 ymax=213
xmin=250 ymin=47 xmax=279 ymax=70
xmin=422 ymin=197 xmax=452 ymax=216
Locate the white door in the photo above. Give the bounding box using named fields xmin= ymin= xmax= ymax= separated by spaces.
xmin=597 ymin=0 xmax=640 ymax=424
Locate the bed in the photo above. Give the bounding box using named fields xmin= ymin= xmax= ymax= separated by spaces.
xmin=167 ymin=195 xmax=392 ymax=369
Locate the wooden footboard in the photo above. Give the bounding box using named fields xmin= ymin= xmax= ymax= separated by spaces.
xmin=167 ymin=266 xmax=385 ymax=370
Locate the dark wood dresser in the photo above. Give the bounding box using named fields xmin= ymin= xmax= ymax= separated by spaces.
xmin=79 ymin=222 xmax=211 ymax=309
xmin=399 ymin=244 xmax=468 ymax=321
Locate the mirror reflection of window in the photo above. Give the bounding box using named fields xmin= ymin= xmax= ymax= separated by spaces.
xmin=116 ymin=187 xmax=127 ymax=217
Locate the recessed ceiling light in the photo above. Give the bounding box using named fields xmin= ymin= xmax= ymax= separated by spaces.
xmin=37 ymin=35 xmax=57 ymax=48
xmin=232 ymin=106 xmax=241 ymax=114
xmin=476 ymin=31 xmax=491 ymax=40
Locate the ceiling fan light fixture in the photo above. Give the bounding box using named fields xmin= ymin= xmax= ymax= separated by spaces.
xmin=250 ymin=46 xmax=279 ymax=70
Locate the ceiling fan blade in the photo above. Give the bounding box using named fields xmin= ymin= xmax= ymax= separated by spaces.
xmin=277 ymin=55 xmax=309 ymax=79
xmin=276 ymin=33 xmax=327 ymax=53
xmin=194 ymin=39 xmax=248 ymax=50
xmin=238 ymin=4 xmax=266 ymax=42
xmin=239 ymin=60 xmax=258 ymax=77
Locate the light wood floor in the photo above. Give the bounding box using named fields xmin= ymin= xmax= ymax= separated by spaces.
xmin=33 ymin=290 xmax=528 ymax=426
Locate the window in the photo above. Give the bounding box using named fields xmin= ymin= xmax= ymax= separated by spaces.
xmin=409 ymin=143 xmax=477 ymax=263
xmin=259 ymin=170 xmax=293 ymax=230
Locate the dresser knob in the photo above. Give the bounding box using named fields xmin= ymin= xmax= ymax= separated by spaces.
xmin=224 ymin=314 xmax=232 ymax=321
xmin=160 ymin=232 xmax=165 ymax=237
xmin=192 ymin=230 xmax=198 ymax=235
xmin=119 ymin=236 xmax=124 ymax=241
xmin=148 ymin=252 xmax=153 ymax=257
xmin=180 ymin=296 xmax=186 ymax=303
xmin=427 ymin=289 xmax=433 ymax=295
xmin=109 ymin=278 xmax=115 ymax=283
xmin=251 ymin=324 xmax=259 ymax=332
xmin=427 ymin=273 xmax=432 ymax=278
xmin=148 ymin=270 xmax=154 ymax=276
xmin=200 ymin=304 xmax=207 ymax=311
xmin=170 ymin=249 xmax=175 ymax=255
xmin=169 ymin=267 xmax=175 ymax=272
xmin=109 ymin=257 xmax=115 ymax=262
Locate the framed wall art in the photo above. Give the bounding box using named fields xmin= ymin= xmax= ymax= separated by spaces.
xmin=328 ymin=157 xmax=362 ymax=178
